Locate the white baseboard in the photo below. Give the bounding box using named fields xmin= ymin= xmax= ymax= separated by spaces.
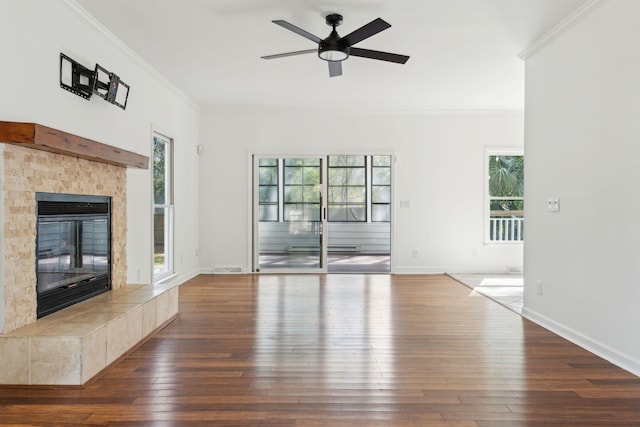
xmin=154 ymin=269 xmax=200 ymax=287
xmin=213 ymin=266 xmax=244 ymax=274
xmin=177 ymin=270 xmax=200 ymax=284
xmin=393 ymin=267 xmax=446 ymax=274
xmin=198 ymin=267 xmax=249 ymax=274
xmin=523 ymin=307 xmax=640 ymax=377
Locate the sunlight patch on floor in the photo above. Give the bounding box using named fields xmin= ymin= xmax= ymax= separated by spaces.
xmin=449 ymin=274 xmax=523 ymax=315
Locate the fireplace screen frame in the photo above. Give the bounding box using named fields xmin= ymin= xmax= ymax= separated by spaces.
xmin=35 ymin=192 xmax=112 ymax=318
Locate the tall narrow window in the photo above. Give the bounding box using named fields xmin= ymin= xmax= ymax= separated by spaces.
xmin=328 ymin=155 xmax=366 ymax=222
xmin=487 ymin=154 xmax=524 ymax=242
xmin=153 ymin=133 xmax=174 ymax=281
xmin=258 ymin=158 xmax=279 ymax=221
xmin=371 ymin=155 xmax=391 ymax=222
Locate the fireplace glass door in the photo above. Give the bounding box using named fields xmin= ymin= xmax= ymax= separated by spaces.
xmin=35 ymin=192 xmax=111 ymax=318
xmin=37 ymin=217 xmax=109 ymax=293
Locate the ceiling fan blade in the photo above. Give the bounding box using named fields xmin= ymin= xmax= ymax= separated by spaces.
xmin=261 ymin=49 xmax=317 ymax=60
xmin=342 ymin=18 xmax=391 ymax=47
xmin=328 ymin=61 xmax=342 ymax=77
xmin=272 ymin=20 xmax=322 ymax=44
xmin=349 ymin=47 xmax=410 ymax=64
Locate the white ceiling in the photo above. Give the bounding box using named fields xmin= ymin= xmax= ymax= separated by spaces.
xmin=74 ymin=0 xmax=587 ymax=111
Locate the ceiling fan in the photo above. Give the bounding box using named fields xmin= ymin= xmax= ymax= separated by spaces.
xmin=261 ymin=13 xmax=410 ymax=77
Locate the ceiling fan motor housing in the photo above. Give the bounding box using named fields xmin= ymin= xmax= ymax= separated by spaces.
xmin=318 ymin=34 xmax=349 ymax=61
xmin=318 ymin=14 xmax=348 ymax=61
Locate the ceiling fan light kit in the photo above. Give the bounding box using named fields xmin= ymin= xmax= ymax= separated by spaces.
xmin=262 ymin=13 xmax=409 ymax=77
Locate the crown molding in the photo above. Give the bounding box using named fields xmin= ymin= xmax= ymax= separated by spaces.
xmin=57 ymin=0 xmax=201 ymax=112
xmin=518 ymin=0 xmax=609 ymax=61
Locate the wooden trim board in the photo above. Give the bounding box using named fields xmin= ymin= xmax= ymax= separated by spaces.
xmin=0 ymin=121 xmax=148 ymax=169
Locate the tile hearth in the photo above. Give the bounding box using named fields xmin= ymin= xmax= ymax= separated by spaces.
xmin=0 ymin=283 xmax=178 ymax=385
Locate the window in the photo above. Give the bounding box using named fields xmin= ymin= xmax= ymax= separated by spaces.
xmin=328 ymin=155 xmax=366 ymax=222
xmin=153 ymin=133 xmax=174 ymax=281
xmin=487 ymin=154 xmax=524 ymax=242
xmin=257 ymin=155 xmax=391 ymax=223
xmin=258 ymin=158 xmax=279 ymax=222
xmin=283 ymin=158 xmax=321 ymax=222
xmin=371 ymin=155 xmax=391 ymax=222
xmin=327 ymin=155 xmax=391 ymax=223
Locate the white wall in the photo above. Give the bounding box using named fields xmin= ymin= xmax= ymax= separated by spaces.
xmin=524 ymin=0 xmax=640 ymax=375
xmin=0 ymin=0 xmax=201 ymax=286
xmin=199 ymin=107 xmax=523 ymax=274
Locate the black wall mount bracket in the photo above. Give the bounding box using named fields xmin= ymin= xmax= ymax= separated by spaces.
xmin=60 ymin=53 xmax=94 ymax=100
xmin=59 ymin=53 xmax=130 ymax=110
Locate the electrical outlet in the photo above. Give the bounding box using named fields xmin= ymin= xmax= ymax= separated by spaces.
xmin=536 ymin=280 xmax=543 ymax=295
xmin=547 ymin=198 xmax=560 ymax=212
xmin=412 ymin=249 xmax=418 ymax=258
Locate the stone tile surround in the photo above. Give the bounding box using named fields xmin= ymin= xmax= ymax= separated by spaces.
xmin=0 ymin=143 xmax=127 ymax=333
xmin=0 ymin=282 xmax=179 ymax=385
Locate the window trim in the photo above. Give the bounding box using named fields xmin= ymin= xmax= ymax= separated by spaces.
xmin=152 ymin=131 xmax=175 ymax=282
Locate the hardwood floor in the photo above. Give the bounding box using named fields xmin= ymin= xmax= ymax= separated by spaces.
xmin=1 ymin=274 xmax=640 ymax=426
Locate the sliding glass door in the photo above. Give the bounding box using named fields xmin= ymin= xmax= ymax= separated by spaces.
xmin=253 ymin=156 xmax=326 ymax=272
xmin=325 ymin=155 xmax=391 ymax=273
xmin=252 ymin=154 xmax=392 ymax=273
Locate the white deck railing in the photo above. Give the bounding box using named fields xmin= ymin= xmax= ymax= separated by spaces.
xmin=490 ymin=217 xmax=524 ymax=242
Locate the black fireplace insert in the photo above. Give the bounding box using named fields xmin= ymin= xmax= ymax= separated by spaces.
xmin=36 ymin=193 xmax=111 ymax=318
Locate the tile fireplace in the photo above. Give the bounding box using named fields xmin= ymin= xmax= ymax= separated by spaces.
xmin=0 ymin=120 xmax=147 ymax=333
xmin=0 ymin=122 xmax=178 ymax=386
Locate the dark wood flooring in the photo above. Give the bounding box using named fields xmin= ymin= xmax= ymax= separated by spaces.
xmin=1 ymin=274 xmax=640 ymax=426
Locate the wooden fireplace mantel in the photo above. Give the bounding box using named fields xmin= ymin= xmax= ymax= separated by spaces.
xmin=0 ymin=121 xmax=148 ymax=169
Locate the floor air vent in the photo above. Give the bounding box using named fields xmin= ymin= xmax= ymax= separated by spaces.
xmin=213 ymin=266 xmax=244 ymax=274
